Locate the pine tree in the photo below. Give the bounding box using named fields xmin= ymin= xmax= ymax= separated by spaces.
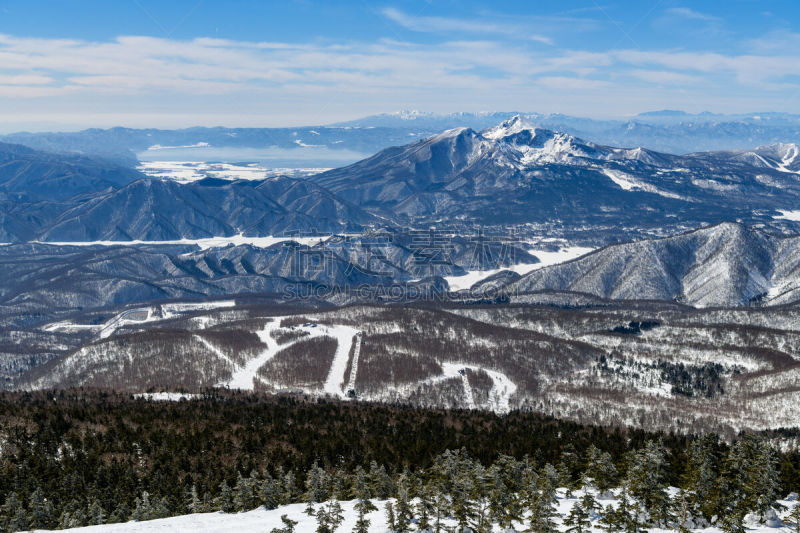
xmin=352 ymin=465 xmax=377 ymax=533
xmin=784 ymin=505 xmax=800 ymax=533
xmin=270 ymin=514 xmax=299 ymax=533
xmin=524 ymin=464 xmax=559 ymax=533
xmin=598 ymin=487 xmax=643 ymax=533
xmin=1 ymin=492 xmax=29 ymax=533
xmin=673 ymin=489 xmax=692 ymax=533
xmin=415 ymin=481 xmax=434 ymax=532
xmin=283 ymin=470 xmax=298 ymax=504
xmin=683 ymin=434 xmax=719 ymax=520
xmin=28 ymin=487 xmax=55 ymax=529
xmin=385 ymin=501 xmax=397 ymax=532
xmin=369 ymin=461 xmax=394 ymax=499
xmin=585 ymin=445 xmax=618 ymax=494
xmin=234 ymin=470 xmax=259 ymax=511
xmin=331 ymin=467 xmax=350 ymax=501
xmin=394 ymin=473 xmax=414 ymax=533
xmin=216 ymin=480 xmax=236 ymax=513
xmin=58 ymin=499 xmax=87 ymax=530
xmin=261 ymin=472 xmax=282 ymax=510
xmin=564 ymin=492 xmax=592 ymax=533
xmin=186 ymin=484 xmax=204 ymax=513
xmin=751 ymin=440 xmax=780 ymax=522
xmin=469 ymin=462 xmax=493 ymax=533
xmin=625 ymin=440 xmax=671 ymax=526
xmin=87 ymin=497 xmax=107 ymax=525
xmin=450 ymin=467 xmax=476 ymax=531
xmin=132 ymin=491 xmax=153 ymax=521
xmin=109 ymin=502 xmax=130 ymax=524
xmin=429 ymin=480 xmax=452 ymax=533
xmin=315 ymin=498 xmax=344 ymax=533
xmin=305 ymin=461 xmax=330 ymax=504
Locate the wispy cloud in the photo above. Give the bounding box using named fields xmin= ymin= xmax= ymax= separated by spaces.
xmin=381 ymin=8 xmax=554 ymax=45
xmin=1 ymin=29 xmax=800 ymax=129
xmin=664 ymin=7 xmax=720 ymax=22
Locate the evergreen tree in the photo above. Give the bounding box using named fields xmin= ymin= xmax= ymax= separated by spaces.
xmin=625 ymin=440 xmax=671 ymax=526
xmin=315 ymin=498 xmax=344 ymax=533
xmin=525 ymin=464 xmax=559 ymax=533
xmin=450 ymin=467 xmax=476 ymax=530
xmin=215 ymin=480 xmax=236 ymax=513
xmin=415 ymin=480 xmax=434 ymax=532
xmin=87 ymin=497 xmax=107 ymax=525
xmin=261 ymin=472 xmax=282 ymax=510
xmin=331 ymin=467 xmax=350 ymax=501
xmin=186 ymin=483 xmax=204 ymax=514
xmin=369 ymin=461 xmax=394 ymax=499
xmin=564 ymin=493 xmax=595 ymax=533
xmin=682 ymin=434 xmax=719 ymax=520
xmin=58 ymin=499 xmax=87 ymax=530
xmin=109 ymin=502 xmax=131 ymax=524
xmin=429 ymin=480 xmax=452 ymax=533
xmin=305 ymin=461 xmax=330 ymax=504
xmin=132 ymin=491 xmax=153 ymax=521
xmin=598 ymin=487 xmax=643 ymax=533
xmin=394 ymin=473 xmax=414 ymax=533
xmin=283 ymin=469 xmax=298 ymax=504
xmin=385 ymin=501 xmax=397 ymax=532
xmin=1 ymin=492 xmax=29 ymax=533
xmin=270 ymin=514 xmax=299 ymax=533
xmin=352 ymin=465 xmax=377 ymax=533
xmin=585 ymin=445 xmax=618 ymax=494
xmin=784 ymin=505 xmax=800 ymax=533
xmin=469 ymin=462 xmax=493 ymax=533
xmin=487 ymin=461 xmax=520 ymax=529
xmin=234 ymin=470 xmax=260 ymax=511
xmin=751 ymin=440 xmax=781 ymax=522
xmin=28 ymin=487 xmax=55 ymax=529
xmin=673 ymin=489 xmax=692 ymax=533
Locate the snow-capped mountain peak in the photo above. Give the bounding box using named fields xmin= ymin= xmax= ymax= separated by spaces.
xmin=482 ymin=114 xmax=538 ymax=140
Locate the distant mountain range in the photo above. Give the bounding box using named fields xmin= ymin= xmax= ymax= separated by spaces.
xmin=5 ymin=117 xmax=800 ymax=243
xmin=5 ymin=110 xmax=800 ymax=165
xmin=5 ymin=116 xmax=800 ymax=324
xmin=312 ymin=116 xmax=800 ymax=238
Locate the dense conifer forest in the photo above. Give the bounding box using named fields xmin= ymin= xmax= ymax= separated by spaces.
xmin=0 ymin=390 xmax=798 ymax=531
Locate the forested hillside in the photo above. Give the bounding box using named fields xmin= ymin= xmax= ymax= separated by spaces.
xmin=0 ymin=391 xmax=798 ymax=531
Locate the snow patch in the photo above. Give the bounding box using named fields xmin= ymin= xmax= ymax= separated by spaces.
xmin=602 ymin=168 xmax=686 ymax=200
xmin=35 ymin=234 xmax=332 ymax=250
xmin=774 ymin=209 xmax=800 ymax=222
xmin=444 ymin=246 xmax=595 ymax=291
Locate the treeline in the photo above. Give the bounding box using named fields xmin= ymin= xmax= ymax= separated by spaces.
xmin=0 ymin=390 xmax=798 ymax=531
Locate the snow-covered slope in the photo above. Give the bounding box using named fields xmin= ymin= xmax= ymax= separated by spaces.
xmin=47 ymin=490 xmax=800 ymax=533
xmin=506 ymin=222 xmax=800 ymax=307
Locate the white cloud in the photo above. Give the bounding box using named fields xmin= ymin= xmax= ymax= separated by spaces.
xmin=664 ymin=7 xmax=719 ymax=22
xmin=381 ymin=8 xmax=553 ymax=45
xmin=1 ymin=30 xmax=800 ymax=130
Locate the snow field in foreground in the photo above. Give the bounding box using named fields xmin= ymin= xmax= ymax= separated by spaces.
xmin=48 ymin=489 xmax=799 ymax=533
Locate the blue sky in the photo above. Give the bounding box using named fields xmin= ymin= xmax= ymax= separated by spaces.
xmin=1 ymin=0 xmax=800 ymax=130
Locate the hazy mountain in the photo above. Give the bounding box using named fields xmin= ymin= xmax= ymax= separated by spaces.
xmin=0 ymin=141 xmax=142 ymax=201
xmin=5 ymin=110 xmax=800 ymax=166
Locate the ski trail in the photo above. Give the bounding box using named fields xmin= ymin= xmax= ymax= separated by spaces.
xmin=345 ymin=332 xmax=362 ymax=394
xmin=226 ymin=320 xmax=282 ymax=390
xmin=322 ymin=325 xmax=360 ymax=398
xmin=421 ymin=362 xmax=515 ymax=414
xmin=458 ymin=367 xmax=477 ymax=409
xmin=196 ymin=335 xmax=239 ymax=371
xmin=482 ymin=368 xmax=517 ymax=414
